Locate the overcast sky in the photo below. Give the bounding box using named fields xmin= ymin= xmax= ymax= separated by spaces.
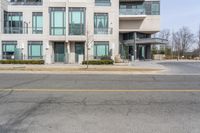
xmin=161 ymin=0 xmax=200 ymax=33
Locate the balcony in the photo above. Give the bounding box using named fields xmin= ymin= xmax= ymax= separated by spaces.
xmin=119 ymin=8 xmax=146 ymax=20
xmin=124 ymin=38 xmax=168 ymax=45
xmin=9 ymin=0 xmax=42 ymax=5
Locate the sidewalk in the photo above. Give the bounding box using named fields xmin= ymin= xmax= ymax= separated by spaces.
xmin=0 ymin=62 xmax=164 ymax=74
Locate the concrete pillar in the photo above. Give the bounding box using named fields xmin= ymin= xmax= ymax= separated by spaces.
xmin=146 ymin=45 xmax=151 ymax=59
xmin=134 ymin=32 xmax=137 ymax=60
xmin=65 ymin=42 xmax=68 ymax=64
xmin=0 ymin=41 xmax=2 ymax=60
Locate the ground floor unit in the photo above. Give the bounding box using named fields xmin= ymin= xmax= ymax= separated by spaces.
xmin=0 ymin=33 xmax=168 ymax=64
xmin=0 ymin=40 xmax=112 ymax=64
xmin=0 ymin=42 xmax=158 ymax=63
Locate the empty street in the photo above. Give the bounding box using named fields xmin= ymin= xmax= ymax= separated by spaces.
xmin=0 ymin=62 xmax=200 ymax=133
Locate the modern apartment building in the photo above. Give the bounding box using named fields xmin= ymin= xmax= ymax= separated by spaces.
xmin=0 ymin=0 xmax=165 ymax=64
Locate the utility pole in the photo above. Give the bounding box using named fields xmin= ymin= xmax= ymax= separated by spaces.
xmin=86 ymin=30 xmax=89 ymax=69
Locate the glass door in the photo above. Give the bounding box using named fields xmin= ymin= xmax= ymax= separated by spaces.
xmin=139 ymin=45 xmax=146 ymax=60
xmin=54 ymin=42 xmax=65 ymax=62
xmin=75 ymin=42 xmax=85 ymax=63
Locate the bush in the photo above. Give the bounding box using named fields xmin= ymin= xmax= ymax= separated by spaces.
xmin=82 ymin=60 xmax=114 ymax=65
xmin=0 ymin=60 xmax=45 ymax=64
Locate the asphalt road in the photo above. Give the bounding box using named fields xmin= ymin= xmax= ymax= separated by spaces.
xmin=1 ymin=91 xmax=200 ymax=133
xmin=0 ymin=74 xmax=199 ymax=90
xmin=0 ymin=62 xmax=200 ymax=133
xmin=159 ymin=61 xmax=200 ymax=75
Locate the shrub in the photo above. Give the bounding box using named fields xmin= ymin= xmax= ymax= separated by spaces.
xmin=0 ymin=60 xmax=45 ymax=64
xmin=82 ymin=60 xmax=114 ymax=65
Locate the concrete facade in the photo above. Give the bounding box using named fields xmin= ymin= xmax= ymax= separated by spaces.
xmin=0 ymin=0 xmax=160 ymax=64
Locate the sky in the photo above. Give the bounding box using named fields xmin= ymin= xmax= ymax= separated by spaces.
xmin=161 ymin=0 xmax=200 ymax=33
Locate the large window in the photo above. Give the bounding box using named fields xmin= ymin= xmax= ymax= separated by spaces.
xmin=94 ymin=42 xmax=109 ymax=59
xmin=144 ymin=1 xmax=160 ymax=15
xmin=119 ymin=2 xmax=145 ymax=15
xmin=94 ymin=13 xmax=108 ymax=34
xmin=4 ymin=12 xmax=23 ymax=34
xmin=95 ymin=0 xmax=111 ymax=6
xmin=50 ymin=7 xmax=66 ymax=35
xmin=69 ymin=7 xmax=86 ymax=35
xmin=28 ymin=41 xmax=43 ymax=59
xmin=151 ymin=1 xmax=160 ymax=15
xmin=2 ymin=41 xmax=17 ymax=59
xmin=32 ymin=12 xmax=43 ymax=34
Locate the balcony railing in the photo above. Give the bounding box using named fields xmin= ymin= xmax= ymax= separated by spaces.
xmin=123 ymin=38 xmax=169 ymax=45
xmin=69 ymin=25 xmax=85 ymax=35
xmin=119 ymin=8 xmax=146 ymax=15
xmin=94 ymin=28 xmax=113 ymax=35
xmin=4 ymin=27 xmax=43 ymax=34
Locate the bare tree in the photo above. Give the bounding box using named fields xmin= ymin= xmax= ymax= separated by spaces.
xmin=179 ymin=27 xmax=194 ymax=56
xmin=172 ymin=31 xmax=181 ymax=60
xmin=158 ymin=29 xmax=172 ymax=57
xmin=158 ymin=29 xmax=171 ymax=41
xmin=172 ymin=27 xmax=194 ymax=58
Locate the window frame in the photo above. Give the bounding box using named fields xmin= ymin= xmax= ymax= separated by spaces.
xmin=4 ymin=11 xmax=23 ymax=34
xmin=95 ymin=0 xmax=111 ymax=6
xmin=2 ymin=41 xmax=17 ymax=59
xmin=94 ymin=41 xmax=109 ymax=59
xmin=28 ymin=41 xmax=43 ymax=59
xmin=32 ymin=12 xmax=43 ymax=34
xmin=94 ymin=13 xmax=109 ymax=34
xmin=68 ymin=7 xmax=86 ymax=35
xmin=49 ymin=7 xmax=66 ymax=36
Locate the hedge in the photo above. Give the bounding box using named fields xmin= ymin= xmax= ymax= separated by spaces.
xmin=0 ymin=60 xmax=45 ymax=64
xmin=82 ymin=60 xmax=114 ymax=65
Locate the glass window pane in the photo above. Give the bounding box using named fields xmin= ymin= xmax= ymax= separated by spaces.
xmin=31 ymin=45 xmax=41 ymax=56
xmin=4 ymin=12 xmax=23 ymax=34
xmin=6 ymin=45 xmax=15 ymax=52
xmin=54 ymin=12 xmax=63 ymax=27
xmin=32 ymin=12 xmax=43 ymax=34
xmin=95 ymin=0 xmax=111 ymax=6
xmin=2 ymin=41 xmax=17 ymax=59
xmin=37 ymin=16 xmax=43 ymax=27
xmin=97 ymin=45 xmax=106 ymax=56
xmin=28 ymin=41 xmax=42 ymax=59
xmin=69 ymin=8 xmax=85 ymax=35
xmin=50 ymin=7 xmax=66 ymax=35
xmin=94 ymin=13 xmax=108 ymax=34
xmin=94 ymin=42 xmax=109 ymax=58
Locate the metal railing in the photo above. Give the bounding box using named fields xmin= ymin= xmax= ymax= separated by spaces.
xmin=123 ymin=38 xmax=169 ymax=45
xmin=69 ymin=25 xmax=85 ymax=35
xmin=0 ymin=54 xmax=46 ymax=60
xmin=4 ymin=27 xmax=43 ymax=34
xmin=120 ymin=8 xmax=146 ymax=15
xmin=94 ymin=28 xmax=113 ymax=35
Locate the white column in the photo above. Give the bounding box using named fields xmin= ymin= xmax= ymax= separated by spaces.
xmin=0 ymin=41 xmax=2 ymax=60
